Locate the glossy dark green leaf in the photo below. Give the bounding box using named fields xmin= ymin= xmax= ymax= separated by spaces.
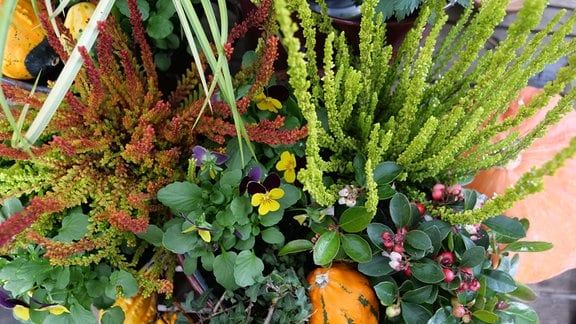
xmin=358 ymin=253 xmax=395 ymax=277
xmin=378 ymin=184 xmax=397 ymax=199
xmin=495 ymin=301 xmax=538 ymax=324
xmin=472 ymin=310 xmax=498 ymax=323
xmin=353 ymin=154 xmax=366 ymax=185
xmin=339 ymin=206 xmax=373 ymax=232
xmin=507 ymin=280 xmax=537 ymax=301
xmin=402 ymin=285 xmax=437 ymax=304
xmin=428 ymin=307 xmax=459 ymax=324
xmin=313 ymin=231 xmax=340 ymax=266
xmin=459 ymin=246 xmax=485 ymax=268
xmin=463 ymin=189 xmax=477 ymax=210
xmin=502 ymin=241 xmax=553 ymax=253
xmin=366 ymin=223 xmax=393 ymax=249
xmin=484 ymin=269 xmax=517 ymax=293
xmin=401 ymin=302 xmax=433 ymax=323
xmin=483 ymin=216 xmax=526 ymax=243
xmin=405 ymin=230 xmax=433 ymax=252
xmin=373 ymin=161 xmax=403 ymax=185
xmin=390 ymin=193 xmax=411 ymax=228
xmin=410 ymin=261 xmax=445 ymax=284
xmin=278 ymin=239 xmax=314 ymax=256
xmin=341 ymin=234 xmax=372 ymax=263
xmin=418 ymin=220 xmax=453 ymax=240
xmin=374 ymin=281 xmax=398 ymax=306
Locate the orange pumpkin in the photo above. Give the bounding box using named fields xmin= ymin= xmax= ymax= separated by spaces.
xmin=468 ymin=86 xmax=576 ymax=283
xmin=1 ymin=0 xmax=60 ymax=79
xmin=307 ymin=262 xmax=379 ymax=324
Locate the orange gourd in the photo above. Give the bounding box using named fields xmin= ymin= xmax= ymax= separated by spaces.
xmin=307 ymin=262 xmax=379 ymax=324
xmin=1 ymin=0 xmax=60 ymax=79
xmin=468 ymin=86 xmax=576 ymax=283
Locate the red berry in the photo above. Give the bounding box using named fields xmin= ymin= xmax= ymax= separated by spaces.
xmin=431 ymin=189 xmax=444 ymax=201
xmin=433 ymin=183 xmax=446 ymax=192
xmin=404 ymin=266 xmax=412 ymax=277
xmin=452 ymin=304 xmax=466 ymax=318
xmin=413 ymin=202 xmax=426 ymax=216
xmin=443 ymin=268 xmax=456 ymax=282
xmin=437 ymin=251 xmax=455 ymax=266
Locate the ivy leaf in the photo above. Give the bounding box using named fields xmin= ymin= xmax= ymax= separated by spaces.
xmin=278 ymin=239 xmax=314 ymax=256
xmin=341 ymin=234 xmax=372 ymax=263
xmin=390 ymin=193 xmax=412 ymax=228
xmin=157 ymin=182 xmax=203 ymax=213
xmin=313 ymin=231 xmax=340 ymax=266
xmin=53 ymin=208 xmax=89 ymax=242
xmin=374 ymin=281 xmax=397 ymax=306
xmin=234 ymin=251 xmax=264 ymax=287
xmin=339 ymin=206 xmax=373 ymax=232
xmin=213 ymin=251 xmax=238 ymax=291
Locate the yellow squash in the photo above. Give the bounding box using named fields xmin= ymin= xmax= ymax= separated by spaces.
xmin=1 ymin=0 xmax=60 ymax=80
xmin=63 ymin=2 xmax=96 ymax=40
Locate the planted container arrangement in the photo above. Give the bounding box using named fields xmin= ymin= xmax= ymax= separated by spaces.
xmin=0 ymin=0 xmax=575 ymax=323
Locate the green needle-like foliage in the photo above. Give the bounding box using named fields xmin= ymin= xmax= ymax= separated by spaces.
xmin=276 ymin=0 xmax=576 ymax=221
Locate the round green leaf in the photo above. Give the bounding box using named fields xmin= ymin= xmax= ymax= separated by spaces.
xmin=101 ymin=306 xmax=125 ymax=324
xmin=213 ymin=251 xmax=238 ymax=291
xmin=234 ymin=251 xmax=264 ymax=287
xmin=374 ymin=281 xmax=398 ymax=306
xmin=157 ymin=181 xmax=203 ymax=212
xmin=278 ymin=239 xmax=314 ymax=256
xmin=146 ymin=15 xmax=173 ymax=39
xmin=405 ymin=230 xmax=433 ymax=252
xmin=137 ymin=225 xmax=164 ymax=246
xmin=109 ymin=270 xmax=138 ymax=297
xmin=162 ymin=222 xmax=198 ymax=254
xmin=410 ymin=261 xmax=445 ymax=284
xmin=341 ymin=234 xmax=372 ymax=263
xmin=339 ymin=206 xmax=373 ymax=233
xmin=390 ymin=193 xmax=411 ymax=228
xmin=115 ymin=0 xmax=150 ymax=20
xmin=261 ymin=227 xmax=285 ymax=245
xmin=313 ymin=231 xmax=340 ymax=266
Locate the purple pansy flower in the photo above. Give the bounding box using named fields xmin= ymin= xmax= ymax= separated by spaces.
xmin=191 ymin=146 xmax=229 ymax=178
xmin=239 ymin=166 xmax=263 ymax=195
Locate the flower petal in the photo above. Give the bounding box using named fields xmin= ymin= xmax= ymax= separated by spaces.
xmin=258 ymin=199 xmax=280 ymax=215
xmin=268 ymin=188 xmax=285 ymax=200
xmin=263 ymin=173 xmax=281 ymax=190
xmin=284 ymin=169 xmax=296 ymax=183
xmin=198 ymin=230 xmax=211 ymax=243
xmin=192 ymin=146 xmax=207 ymax=166
xmin=251 ymin=193 xmax=265 ymax=207
xmin=247 ymin=181 xmax=266 ymax=195
xmin=13 ymin=305 xmax=30 ymax=320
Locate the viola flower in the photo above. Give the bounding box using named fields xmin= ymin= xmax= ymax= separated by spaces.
xmin=248 ymin=173 xmax=285 ymax=215
xmin=0 ymin=290 xmax=69 ymax=321
xmin=254 ymin=92 xmax=282 ymax=113
xmin=275 ymin=151 xmax=297 ymax=183
xmin=182 ymin=223 xmax=213 ymax=243
xmin=240 ymin=166 xmax=263 ymax=195
xmin=192 ymin=145 xmax=229 ymax=179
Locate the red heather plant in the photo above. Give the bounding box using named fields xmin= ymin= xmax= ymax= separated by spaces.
xmin=0 ymin=0 xmax=305 ymax=289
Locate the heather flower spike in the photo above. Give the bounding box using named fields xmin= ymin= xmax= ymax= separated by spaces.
xmin=276 ymin=151 xmax=297 ymax=183
xmin=248 ymin=173 xmax=284 ymax=215
xmin=192 ymin=145 xmax=229 ymax=178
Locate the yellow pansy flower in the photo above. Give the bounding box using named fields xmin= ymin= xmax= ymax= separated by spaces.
xmin=251 ymin=188 xmax=285 ymax=215
xmin=254 ymin=93 xmax=282 ymax=113
xmin=276 ymin=151 xmax=297 ymax=183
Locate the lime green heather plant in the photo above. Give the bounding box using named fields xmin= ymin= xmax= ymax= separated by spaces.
xmin=275 ymin=0 xmax=576 ymax=223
